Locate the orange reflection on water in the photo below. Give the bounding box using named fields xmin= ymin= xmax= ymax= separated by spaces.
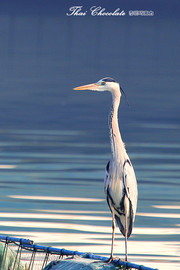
xmin=153 ymin=205 xmax=180 ymax=210
xmin=37 ymin=209 xmax=109 ymax=214
xmin=0 ymin=165 xmax=16 ymax=169
xmin=137 ymin=212 xmax=180 ymax=218
xmin=8 ymin=195 xmax=104 ymax=202
xmin=0 ymin=221 xmax=112 ymax=232
xmin=0 ymin=212 xmax=111 ymax=221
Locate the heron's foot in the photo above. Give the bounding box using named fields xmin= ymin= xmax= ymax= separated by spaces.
xmin=105 ymin=256 xmax=113 ymax=265
xmin=105 ymin=256 xmax=121 ymax=265
xmin=114 ymin=257 xmax=123 ymax=266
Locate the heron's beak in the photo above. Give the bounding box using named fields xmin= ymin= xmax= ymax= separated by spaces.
xmin=73 ymin=83 xmax=98 ymax=91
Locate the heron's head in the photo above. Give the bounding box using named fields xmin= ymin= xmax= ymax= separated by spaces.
xmin=74 ymin=77 xmax=122 ymax=96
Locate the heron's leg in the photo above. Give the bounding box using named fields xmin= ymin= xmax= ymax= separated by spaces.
xmin=110 ymin=210 xmax=115 ymax=259
xmin=125 ymin=212 xmax=128 ymax=261
xmin=106 ymin=210 xmax=115 ymax=264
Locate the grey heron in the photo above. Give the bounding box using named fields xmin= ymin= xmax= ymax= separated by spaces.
xmin=74 ymin=77 xmax=138 ymax=262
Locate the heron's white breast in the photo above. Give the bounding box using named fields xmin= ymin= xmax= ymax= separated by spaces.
xmin=108 ymin=168 xmax=124 ymax=207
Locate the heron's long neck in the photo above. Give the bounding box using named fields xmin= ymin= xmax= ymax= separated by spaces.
xmin=109 ymin=94 xmax=126 ymax=162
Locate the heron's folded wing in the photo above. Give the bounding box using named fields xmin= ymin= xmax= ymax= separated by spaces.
xmin=123 ymin=159 xmax=138 ymax=223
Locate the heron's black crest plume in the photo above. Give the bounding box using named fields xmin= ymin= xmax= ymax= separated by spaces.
xmin=120 ymin=86 xmax=130 ymax=107
xmin=102 ymin=77 xmax=117 ymax=83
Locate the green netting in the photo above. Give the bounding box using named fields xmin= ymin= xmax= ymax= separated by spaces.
xmin=0 ymin=235 xmax=158 ymax=270
xmin=0 ymin=243 xmax=24 ymax=270
xmin=0 ymin=241 xmax=61 ymax=270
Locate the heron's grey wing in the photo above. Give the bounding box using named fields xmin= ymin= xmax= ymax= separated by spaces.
xmin=123 ymin=159 xmax=138 ymax=220
xmin=123 ymin=159 xmax=138 ymax=237
xmin=114 ymin=159 xmax=138 ymax=238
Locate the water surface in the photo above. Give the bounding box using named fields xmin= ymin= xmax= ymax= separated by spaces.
xmin=0 ymin=127 xmax=179 ymax=270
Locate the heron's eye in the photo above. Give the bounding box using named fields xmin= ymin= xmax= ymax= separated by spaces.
xmin=101 ymin=81 xmax=106 ymax=85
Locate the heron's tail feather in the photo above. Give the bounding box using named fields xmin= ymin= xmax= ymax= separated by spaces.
xmin=115 ymin=200 xmax=133 ymax=238
xmin=115 ymin=214 xmax=125 ymax=236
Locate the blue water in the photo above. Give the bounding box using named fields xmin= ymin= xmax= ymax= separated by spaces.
xmin=0 ymin=1 xmax=180 ymax=270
